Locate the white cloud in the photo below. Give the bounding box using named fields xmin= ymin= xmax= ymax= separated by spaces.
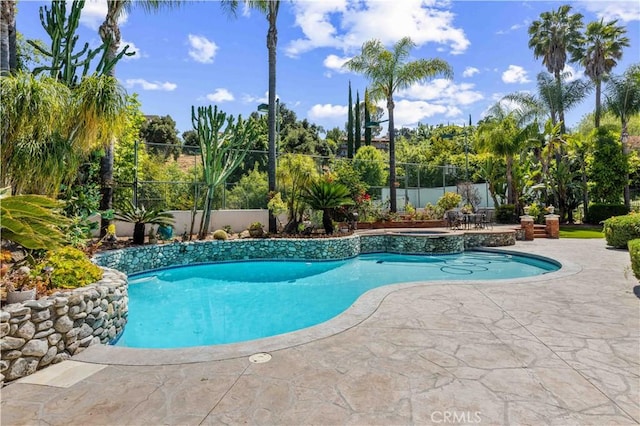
xmin=502 ymin=65 xmax=530 ymax=84
xmin=124 ymin=79 xmax=177 ymax=91
xmin=399 ymin=79 xmax=484 ymax=106
xmin=323 ymin=54 xmax=351 ymax=75
xmin=578 ymin=1 xmax=640 ymax=23
xmin=188 ymin=34 xmax=217 ymax=64
xmin=286 ymin=0 xmax=469 ymax=57
xmin=308 ymin=104 xmax=348 ymax=120
xmin=393 ymin=100 xmax=449 ymax=127
xmin=562 ymin=64 xmax=584 ymax=82
xmin=462 ymin=67 xmax=480 ymax=78
xmin=242 ymin=92 xmax=269 ymax=104
xmin=496 ymin=19 xmax=530 ymax=35
xmin=206 ymin=88 xmax=234 ymax=103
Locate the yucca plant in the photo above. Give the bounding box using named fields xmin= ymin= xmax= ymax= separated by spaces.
xmin=114 ymin=201 xmax=174 ymax=245
xmin=0 ymin=187 xmax=70 ymax=251
xmin=302 ymin=180 xmax=354 ymax=234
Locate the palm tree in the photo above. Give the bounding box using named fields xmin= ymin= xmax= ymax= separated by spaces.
xmin=528 ymin=5 xmax=583 ymax=134
xmin=98 ymin=0 xmax=181 ymax=237
xmin=302 ymin=180 xmax=354 ymax=234
xmin=114 ymin=201 xmax=174 ymax=245
xmin=571 ymin=19 xmax=630 ymax=128
xmin=503 ymin=71 xmax=591 ymax=174
xmin=345 ymin=37 xmax=452 ymax=212
xmin=505 ymin=72 xmax=592 ymax=128
xmin=605 ymin=64 xmax=640 ymax=209
xmin=476 ymin=103 xmax=531 ymax=208
xmin=223 ymin=0 xmax=280 ymax=233
xmin=0 ymin=0 xmax=16 ymax=76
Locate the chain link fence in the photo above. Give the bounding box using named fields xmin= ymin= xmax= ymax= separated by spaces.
xmin=111 ymin=142 xmax=487 ymax=212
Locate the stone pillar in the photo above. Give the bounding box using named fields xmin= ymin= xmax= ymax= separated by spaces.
xmin=520 ymin=215 xmax=534 ymax=241
xmin=545 ymin=214 xmax=560 ymax=239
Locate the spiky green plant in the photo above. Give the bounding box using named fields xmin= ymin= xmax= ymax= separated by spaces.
xmin=302 ymin=180 xmax=354 ymax=234
xmin=0 ymin=188 xmax=70 ymax=251
xmin=114 ymin=201 xmax=174 ymax=245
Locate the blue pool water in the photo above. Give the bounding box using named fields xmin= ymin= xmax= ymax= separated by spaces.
xmin=115 ymin=252 xmax=558 ymax=348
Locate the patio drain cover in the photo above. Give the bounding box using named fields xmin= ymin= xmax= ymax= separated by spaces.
xmin=249 ymin=353 xmax=272 ymax=364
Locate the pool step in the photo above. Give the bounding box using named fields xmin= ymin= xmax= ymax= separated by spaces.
xmin=533 ymin=224 xmax=548 ymax=238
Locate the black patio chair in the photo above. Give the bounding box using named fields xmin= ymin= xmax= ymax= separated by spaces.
xmin=445 ymin=210 xmax=463 ymax=230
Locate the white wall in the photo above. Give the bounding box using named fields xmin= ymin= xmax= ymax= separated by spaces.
xmin=382 ymin=183 xmax=494 ymax=211
xmin=90 ymin=209 xmax=272 ymax=237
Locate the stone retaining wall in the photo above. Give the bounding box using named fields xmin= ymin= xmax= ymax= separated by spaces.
xmin=0 ymin=268 xmax=127 ymax=383
xmin=463 ymin=231 xmax=516 ymax=248
xmin=360 ymin=234 xmax=465 ymax=254
xmin=95 ymin=235 xmax=362 ymax=275
xmin=95 ymin=232 xmax=517 ymax=274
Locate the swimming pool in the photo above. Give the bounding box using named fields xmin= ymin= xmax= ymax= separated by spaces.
xmin=114 ymin=251 xmax=558 ymax=349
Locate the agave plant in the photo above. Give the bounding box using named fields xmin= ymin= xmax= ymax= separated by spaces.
xmin=114 ymin=201 xmax=174 ymax=245
xmin=302 ymin=180 xmax=354 ymax=234
xmin=0 ymin=187 xmax=70 ymax=251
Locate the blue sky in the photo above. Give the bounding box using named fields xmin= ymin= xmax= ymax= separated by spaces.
xmin=16 ymin=0 xmax=640 ymax=136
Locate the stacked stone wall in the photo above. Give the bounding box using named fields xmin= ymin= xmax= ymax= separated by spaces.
xmin=1 ymin=268 xmax=127 ymax=382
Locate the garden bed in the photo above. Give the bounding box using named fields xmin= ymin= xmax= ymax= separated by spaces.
xmin=356 ymin=220 xmax=446 ymax=229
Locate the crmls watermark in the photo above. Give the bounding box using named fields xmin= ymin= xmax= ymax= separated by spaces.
xmin=430 ymin=411 xmax=482 ymax=424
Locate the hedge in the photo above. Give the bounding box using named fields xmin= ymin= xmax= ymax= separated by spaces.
xmin=586 ymin=203 xmax=629 ymax=225
xmin=629 ymin=239 xmax=640 ymax=281
xmin=603 ymin=214 xmax=640 ymax=248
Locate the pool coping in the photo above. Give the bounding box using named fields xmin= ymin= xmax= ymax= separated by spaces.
xmin=73 ymin=246 xmax=581 ymax=367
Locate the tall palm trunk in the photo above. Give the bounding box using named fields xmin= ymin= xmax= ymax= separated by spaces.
xmin=554 ymin=70 xmax=566 ymax=134
xmin=387 ymin=96 xmax=397 ymax=212
xmin=98 ymin=2 xmax=122 ymax=236
xmin=0 ymin=9 xmax=7 ymax=76
xmin=0 ymin=0 xmax=16 ymax=75
xmin=554 ymin=70 xmax=565 ymax=169
xmin=506 ymin=155 xmax=514 ymax=206
xmin=594 ymin=80 xmax=602 ymax=128
xmin=266 ymin=3 xmax=279 ymax=233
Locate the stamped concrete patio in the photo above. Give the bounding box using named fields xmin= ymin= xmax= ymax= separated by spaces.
xmin=1 ymin=238 xmax=639 ymax=425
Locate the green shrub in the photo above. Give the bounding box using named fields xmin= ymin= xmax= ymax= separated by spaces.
xmin=421 ymin=203 xmax=444 ymax=220
xmin=586 ymin=203 xmax=629 ymax=224
xmin=212 ymin=229 xmax=228 ymax=240
xmin=437 ymin=192 xmax=462 ymax=211
xmin=603 ymin=214 xmax=640 ymax=248
xmin=629 ymin=239 xmax=640 ymax=280
xmin=496 ymin=204 xmax=517 ymax=224
xmin=589 ymin=128 xmax=627 ymax=204
xmin=38 ymin=247 xmax=103 ymax=289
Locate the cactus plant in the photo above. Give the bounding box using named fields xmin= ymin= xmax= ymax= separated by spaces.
xmin=28 ymin=0 xmax=132 ymax=86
